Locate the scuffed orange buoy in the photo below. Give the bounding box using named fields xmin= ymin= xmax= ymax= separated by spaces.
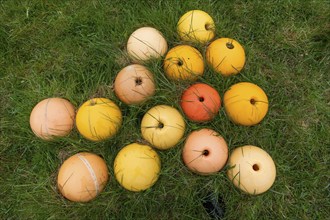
xmin=181 ymin=83 xmax=221 ymax=122
xmin=114 ymin=143 xmax=161 ymax=192
xmin=127 ymin=27 xmax=168 ymax=63
xmin=182 ymin=129 xmax=228 ymax=175
xmin=57 ymin=152 xmax=109 ymax=202
xmin=29 ymin=97 xmax=75 ymax=140
xmin=227 ymin=145 xmax=276 ymax=195
xmin=114 ymin=64 xmax=155 ymax=105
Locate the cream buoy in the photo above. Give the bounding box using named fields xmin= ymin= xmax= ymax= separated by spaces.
xmin=29 ymin=97 xmax=75 ymax=140
xmin=114 ymin=64 xmax=155 ymax=105
xmin=180 ymin=83 xmax=221 ymax=122
xmin=57 ymin=152 xmax=109 ymax=202
xmin=227 ymin=145 xmax=276 ymax=195
xmin=127 ymin=27 xmax=168 ymax=63
xmin=141 ymin=105 xmax=186 ymax=150
xmin=182 ymin=129 xmax=228 ymax=175
xmin=114 ymin=143 xmax=161 ymax=192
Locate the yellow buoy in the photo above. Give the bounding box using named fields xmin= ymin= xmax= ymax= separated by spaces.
xmin=75 ymin=98 xmax=122 ymax=141
xmin=206 ymin=38 xmax=246 ymax=76
xmin=114 ymin=143 xmax=161 ymax=192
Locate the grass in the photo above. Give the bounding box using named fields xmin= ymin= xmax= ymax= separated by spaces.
xmin=0 ymin=0 xmax=329 ymax=219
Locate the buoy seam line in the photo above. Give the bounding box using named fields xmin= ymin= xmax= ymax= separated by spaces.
xmin=77 ymin=154 xmax=99 ymax=194
xmin=44 ymin=98 xmax=51 ymax=136
xmin=61 ymin=99 xmax=75 ymax=123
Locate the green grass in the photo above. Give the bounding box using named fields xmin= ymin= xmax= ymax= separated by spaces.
xmin=1 ymin=0 xmax=329 ymax=219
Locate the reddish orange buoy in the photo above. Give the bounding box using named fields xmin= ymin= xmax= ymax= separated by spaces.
xmin=182 ymin=129 xmax=228 ymax=175
xmin=180 ymin=83 xmax=221 ymax=122
xmin=29 ymin=97 xmax=75 ymax=140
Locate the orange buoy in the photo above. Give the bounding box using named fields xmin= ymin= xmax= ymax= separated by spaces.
xmin=182 ymin=129 xmax=228 ymax=175
xmin=181 ymin=83 xmax=221 ymax=122
xmin=57 ymin=152 xmax=109 ymax=202
xmin=29 ymin=97 xmax=75 ymax=140
xmin=114 ymin=64 xmax=155 ymax=105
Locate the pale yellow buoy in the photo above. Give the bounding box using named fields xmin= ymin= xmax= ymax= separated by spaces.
xmin=141 ymin=105 xmax=186 ymax=150
xmin=177 ymin=10 xmax=215 ymax=44
xmin=227 ymin=145 xmax=276 ymax=195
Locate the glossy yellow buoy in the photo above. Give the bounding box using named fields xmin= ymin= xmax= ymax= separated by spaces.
xmin=206 ymin=38 xmax=246 ymax=76
xmin=227 ymin=145 xmax=276 ymax=195
xmin=57 ymin=152 xmax=109 ymax=202
xmin=114 ymin=143 xmax=161 ymax=192
xmin=177 ymin=10 xmax=215 ymax=44
xmin=223 ymin=82 xmax=269 ymax=126
xmin=75 ymin=98 xmax=122 ymax=141
xmin=127 ymin=27 xmax=168 ymax=63
xmin=29 ymin=97 xmax=75 ymax=140
xmin=164 ymin=45 xmax=204 ymax=81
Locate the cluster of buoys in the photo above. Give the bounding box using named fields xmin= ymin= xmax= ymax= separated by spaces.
xmin=29 ymin=9 xmax=276 ymax=203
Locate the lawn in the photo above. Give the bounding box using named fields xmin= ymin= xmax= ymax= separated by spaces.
xmin=0 ymin=0 xmax=329 ymax=219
